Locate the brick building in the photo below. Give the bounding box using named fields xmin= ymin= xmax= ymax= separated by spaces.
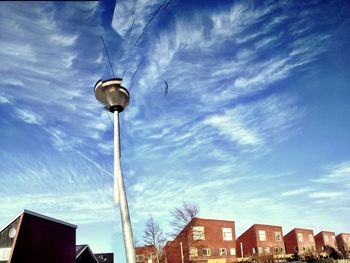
xmin=336 ymin=233 xmax=350 ymax=253
xmin=284 ymin=228 xmax=316 ymax=255
xmin=315 ymin=231 xmax=337 ymax=251
xmin=163 ymin=218 xmax=236 ymax=263
xmin=236 ymin=224 xmax=285 ymax=258
xmin=0 ymin=209 xmax=76 ymax=263
xmin=136 ymin=245 xmax=157 ymax=263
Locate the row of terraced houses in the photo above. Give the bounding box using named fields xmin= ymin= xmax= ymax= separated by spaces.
xmin=148 ymin=218 xmax=350 ymax=263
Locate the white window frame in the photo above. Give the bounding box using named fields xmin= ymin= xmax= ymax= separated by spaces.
xmin=324 ymin=235 xmax=329 ymax=242
xmin=222 ymin=227 xmax=233 ymax=241
xmin=189 ymin=247 xmax=198 ymax=257
xmin=264 ymin=247 xmax=270 ymax=254
xmin=308 ymin=234 xmax=314 ymax=242
xmin=193 ymin=226 xmax=205 ymax=240
xmin=275 ymin=231 xmax=282 ymax=241
xmin=136 ymin=255 xmax=144 ymax=262
xmin=298 ymin=233 xmax=304 ymax=242
xmin=202 ymin=248 xmax=211 ymax=256
xmin=258 ymin=247 xmax=263 ymax=254
xmin=219 ymin=248 xmax=227 ymax=256
xmin=259 ymin=230 xmax=266 ymax=241
xmin=230 ymin=248 xmax=236 ymax=256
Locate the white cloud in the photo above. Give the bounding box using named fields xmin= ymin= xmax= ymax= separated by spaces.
xmin=15 ymin=109 xmax=43 ymax=125
xmin=49 ymin=33 xmax=79 ymax=47
xmin=312 ymin=161 xmax=350 ymax=184
xmin=282 ymin=187 xmax=312 ymax=196
xmin=308 ymin=192 xmax=345 ymax=199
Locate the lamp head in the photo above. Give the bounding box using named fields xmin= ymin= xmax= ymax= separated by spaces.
xmin=94 ymin=78 xmax=130 ymax=112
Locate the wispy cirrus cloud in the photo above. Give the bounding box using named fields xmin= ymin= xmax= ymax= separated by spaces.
xmin=282 ymin=187 xmax=313 ymax=197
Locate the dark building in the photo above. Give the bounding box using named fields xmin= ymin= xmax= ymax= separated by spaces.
xmin=164 ymin=218 xmax=236 ymax=263
xmin=95 ymin=253 xmax=114 ymax=263
xmin=76 ymin=245 xmax=99 ymax=263
xmin=0 ymin=209 xmax=77 ymax=263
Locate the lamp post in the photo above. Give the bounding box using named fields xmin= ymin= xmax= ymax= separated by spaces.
xmin=94 ymin=78 xmax=136 ymax=263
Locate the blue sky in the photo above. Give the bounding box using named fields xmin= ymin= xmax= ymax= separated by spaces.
xmin=1 ymin=0 xmax=350 ymax=261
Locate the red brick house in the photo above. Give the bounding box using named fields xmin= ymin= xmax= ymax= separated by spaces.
xmin=236 ymin=224 xmax=285 ymax=258
xmin=136 ymin=245 xmax=157 ymax=263
xmin=163 ymin=218 xmax=236 ymax=263
xmin=284 ymin=228 xmax=316 ymax=255
xmin=315 ymin=231 xmax=337 ymax=251
xmin=336 ymin=233 xmax=350 ymax=253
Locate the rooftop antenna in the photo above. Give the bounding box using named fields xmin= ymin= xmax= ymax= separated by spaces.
xmin=94 ymin=78 xmax=136 ymax=263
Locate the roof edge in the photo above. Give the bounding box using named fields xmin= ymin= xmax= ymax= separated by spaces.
xmin=23 ymin=209 xmax=77 ymax=229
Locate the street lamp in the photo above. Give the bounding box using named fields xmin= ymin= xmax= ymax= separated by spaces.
xmin=94 ymin=78 xmax=136 ymax=263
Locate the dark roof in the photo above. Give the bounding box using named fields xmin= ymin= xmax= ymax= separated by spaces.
xmin=95 ymin=253 xmax=114 ymax=263
xmin=76 ymin=244 xmax=99 ymax=263
xmin=0 ymin=209 xmax=77 ymax=233
xmin=76 ymin=245 xmax=88 ymax=255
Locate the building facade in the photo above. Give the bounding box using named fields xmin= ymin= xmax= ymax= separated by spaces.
xmin=284 ymin=228 xmax=316 ymax=255
xmin=236 ymin=224 xmax=285 ymax=258
xmin=136 ymin=245 xmax=157 ymax=263
xmin=336 ymin=233 xmax=350 ymax=253
xmin=315 ymin=231 xmax=337 ymax=251
xmin=164 ymin=218 xmax=236 ymax=263
xmin=0 ymin=210 xmax=76 ymax=263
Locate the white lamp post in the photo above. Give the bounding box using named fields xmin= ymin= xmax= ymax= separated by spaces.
xmin=94 ymin=78 xmax=136 ymax=263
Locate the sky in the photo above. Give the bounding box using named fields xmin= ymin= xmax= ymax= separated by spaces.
xmin=0 ymin=0 xmax=350 ymax=261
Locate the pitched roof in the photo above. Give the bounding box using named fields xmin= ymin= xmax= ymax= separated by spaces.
xmin=76 ymin=244 xmax=99 ymax=263
xmin=0 ymin=209 xmax=77 ymax=233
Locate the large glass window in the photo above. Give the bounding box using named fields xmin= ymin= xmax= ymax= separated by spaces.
xmin=222 ymin=228 xmax=232 ymax=241
xmin=193 ymin=226 xmax=205 ymax=240
xmin=308 ymin=234 xmax=314 ymax=242
xmin=202 ymin=248 xmax=211 ymax=256
xmin=275 ymin=232 xmax=282 ymax=241
xmin=219 ymin=248 xmax=227 ymax=256
xmin=298 ymin=233 xmax=304 ymax=242
xmin=259 ymin=230 xmax=266 ymax=241
xmin=230 ymin=248 xmax=236 ymax=256
xmin=189 ymin=248 xmax=198 ymax=257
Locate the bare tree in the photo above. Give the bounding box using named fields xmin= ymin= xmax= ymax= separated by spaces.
xmin=170 ymin=201 xmax=199 ymax=237
xmin=143 ymin=215 xmax=166 ymax=263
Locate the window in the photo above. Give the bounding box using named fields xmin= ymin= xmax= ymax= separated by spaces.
xmin=264 ymin=247 xmax=270 ymax=254
xmin=222 ymin=228 xmax=233 ymax=241
xmin=275 ymin=231 xmax=282 ymax=241
xmin=253 ymin=248 xmax=256 ymax=254
xmin=259 ymin=230 xmax=266 ymax=241
xmin=332 ymin=236 xmax=335 ymax=240
xmin=324 ymin=235 xmax=329 ymax=242
xmin=189 ymin=248 xmax=198 ymax=257
xmin=202 ymin=248 xmax=211 ymax=256
xmin=298 ymin=233 xmax=304 ymax=242
xmin=258 ymin=247 xmax=263 ymax=254
xmin=230 ymin=248 xmax=236 ymax=256
xmin=193 ymin=226 xmax=205 ymax=240
xmin=309 ymin=234 xmax=314 ymax=242
xmin=219 ymin=248 xmax=227 ymax=256
xmin=136 ymin=255 xmax=144 ymax=262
